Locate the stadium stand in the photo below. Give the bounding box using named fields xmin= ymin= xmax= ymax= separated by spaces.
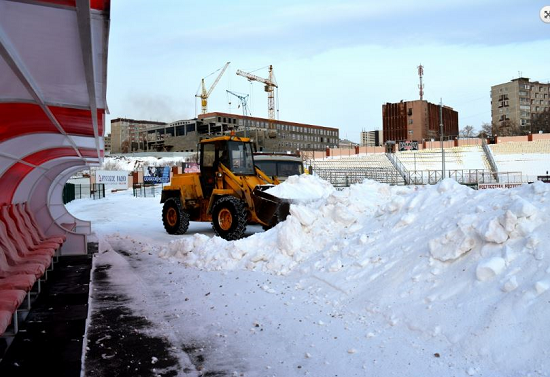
xmin=490 ymin=140 xmax=550 ymax=182
xmin=396 ymin=145 xmax=491 ymax=172
xmin=311 ymin=154 xmax=405 ymax=187
xmin=310 ymin=138 xmax=550 ymax=187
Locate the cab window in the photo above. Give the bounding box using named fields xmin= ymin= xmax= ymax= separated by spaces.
xmin=228 ymin=141 xmax=255 ymax=175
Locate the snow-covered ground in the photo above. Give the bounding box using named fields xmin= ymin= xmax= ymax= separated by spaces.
xmin=68 ymin=176 xmax=550 ymax=376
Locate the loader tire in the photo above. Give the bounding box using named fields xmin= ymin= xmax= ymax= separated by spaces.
xmin=212 ymin=196 xmax=247 ymax=240
xmin=162 ymin=197 xmax=189 ymax=235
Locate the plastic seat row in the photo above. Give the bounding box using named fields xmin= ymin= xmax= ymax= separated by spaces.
xmin=0 ymin=203 xmax=66 ymax=336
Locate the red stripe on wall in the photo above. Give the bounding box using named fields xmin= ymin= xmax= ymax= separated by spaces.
xmin=0 ymin=162 xmax=33 ymax=205
xmin=0 ymin=103 xmax=105 ymax=142
xmin=0 ymin=147 xmax=97 ymax=203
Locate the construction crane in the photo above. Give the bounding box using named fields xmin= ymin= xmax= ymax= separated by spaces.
xmin=226 ymin=90 xmax=250 ymax=137
xmin=235 ymin=65 xmax=278 ymax=125
xmin=196 ymin=61 xmax=230 ymax=114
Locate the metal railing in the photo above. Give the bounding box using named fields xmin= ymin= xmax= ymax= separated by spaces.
xmin=133 ymin=183 xmax=161 ymax=198
xmin=310 ymin=166 xmax=525 ymax=188
xmin=313 ymin=167 xmax=405 ymax=189
xmin=386 ymin=153 xmax=410 ymax=184
xmin=481 ymin=139 xmax=499 ymax=181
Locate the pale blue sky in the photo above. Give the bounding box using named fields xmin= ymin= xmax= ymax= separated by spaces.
xmin=106 ymin=0 xmax=550 ymax=142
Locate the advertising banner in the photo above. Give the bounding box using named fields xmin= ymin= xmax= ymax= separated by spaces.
xmin=398 ymin=140 xmax=419 ymax=151
xmin=95 ymin=170 xmax=128 ymax=189
xmin=184 ymin=162 xmax=200 ymax=173
xmin=478 ymin=183 xmax=524 ymax=190
xmin=143 ymin=166 xmax=171 ymax=184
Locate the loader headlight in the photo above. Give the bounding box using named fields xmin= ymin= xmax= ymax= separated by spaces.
xmin=216 ymin=172 xmax=223 ymax=178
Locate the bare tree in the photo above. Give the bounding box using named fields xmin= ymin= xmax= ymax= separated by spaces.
xmin=459 ymin=125 xmax=476 ymax=138
xmin=531 ymin=110 xmax=550 ymax=134
xmin=478 ymin=122 xmax=495 ymax=138
xmin=495 ymin=119 xmax=522 ymax=136
xmin=121 ymin=140 xmax=130 ymax=154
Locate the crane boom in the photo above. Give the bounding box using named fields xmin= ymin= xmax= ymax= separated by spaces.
xmin=196 ymin=61 xmax=230 ymax=114
xmin=235 ymin=65 xmax=278 ymax=123
xmin=235 ymin=69 xmax=278 ymax=88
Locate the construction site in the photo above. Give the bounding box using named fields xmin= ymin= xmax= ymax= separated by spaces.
xmin=110 ymin=63 xmax=339 ymax=155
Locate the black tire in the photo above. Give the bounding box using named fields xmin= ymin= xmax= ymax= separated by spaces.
xmin=211 ymin=196 xmax=247 ymax=240
xmin=162 ymin=197 xmax=189 ymax=235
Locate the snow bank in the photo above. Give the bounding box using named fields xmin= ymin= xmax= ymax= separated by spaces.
xmin=163 ymin=178 xmax=548 ymax=278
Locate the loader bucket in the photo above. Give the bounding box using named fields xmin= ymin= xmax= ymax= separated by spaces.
xmin=252 ymin=185 xmax=292 ymax=227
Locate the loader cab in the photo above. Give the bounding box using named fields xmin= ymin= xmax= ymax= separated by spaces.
xmin=199 ymin=137 xmax=256 ymax=197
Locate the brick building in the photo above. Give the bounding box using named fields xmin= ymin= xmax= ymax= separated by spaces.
xmin=382 ymin=100 xmax=459 ymax=143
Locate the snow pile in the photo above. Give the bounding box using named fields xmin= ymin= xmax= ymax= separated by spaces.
xmin=161 ymin=178 xmax=548 ymax=280
xmin=160 ymin=178 xmax=392 ymax=274
xmin=265 ymin=174 xmax=335 ymax=201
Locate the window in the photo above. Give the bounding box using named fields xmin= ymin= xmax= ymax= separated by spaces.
xmin=227 ymin=141 xmax=255 ymax=175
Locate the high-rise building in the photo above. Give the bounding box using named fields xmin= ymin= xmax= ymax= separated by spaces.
xmin=491 ymin=77 xmax=550 ymax=131
xmin=360 ymin=130 xmax=383 ymax=147
xmin=382 ymin=100 xmax=459 ymax=143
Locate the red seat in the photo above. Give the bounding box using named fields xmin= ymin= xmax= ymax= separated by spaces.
xmin=0 ymin=274 xmax=37 ymax=291
xmin=0 ymin=243 xmax=46 ymax=280
xmin=0 ymin=309 xmax=13 ymax=335
xmin=0 ymin=289 xmax=28 ymax=336
xmin=22 ymin=202 xmax=67 ymax=242
xmin=0 ymin=289 xmax=27 ymax=312
xmin=1 ymin=205 xmax=59 ymax=254
xmin=12 ymin=204 xmax=63 ymax=248
xmin=0 ymin=220 xmax=52 ymax=270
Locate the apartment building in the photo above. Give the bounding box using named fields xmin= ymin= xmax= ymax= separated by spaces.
xmin=491 ymin=77 xmax=550 ymax=131
xmin=360 ymin=130 xmax=383 ymax=147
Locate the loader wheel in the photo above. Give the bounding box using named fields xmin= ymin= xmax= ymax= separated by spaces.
xmin=211 ymin=196 xmax=247 ymax=240
xmin=162 ymin=197 xmax=189 ymax=235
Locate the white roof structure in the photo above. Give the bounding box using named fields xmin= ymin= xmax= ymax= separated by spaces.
xmin=0 ymin=0 xmax=110 ymax=254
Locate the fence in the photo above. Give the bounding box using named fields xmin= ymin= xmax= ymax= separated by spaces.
xmin=313 ymin=167 xmax=405 ymax=189
xmin=62 ymin=183 xmax=105 ymax=204
xmin=133 ymin=183 xmax=161 ymax=198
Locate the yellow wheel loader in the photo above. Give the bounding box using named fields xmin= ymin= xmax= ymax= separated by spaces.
xmin=160 ymin=135 xmax=290 ymax=240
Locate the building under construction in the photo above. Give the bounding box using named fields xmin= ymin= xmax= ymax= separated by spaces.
xmin=109 ymin=113 xmax=339 ymax=154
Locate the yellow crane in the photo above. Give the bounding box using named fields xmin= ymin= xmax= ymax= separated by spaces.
xmin=236 ymin=65 xmax=278 ymax=124
xmin=196 ymin=61 xmax=230 ymax=114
